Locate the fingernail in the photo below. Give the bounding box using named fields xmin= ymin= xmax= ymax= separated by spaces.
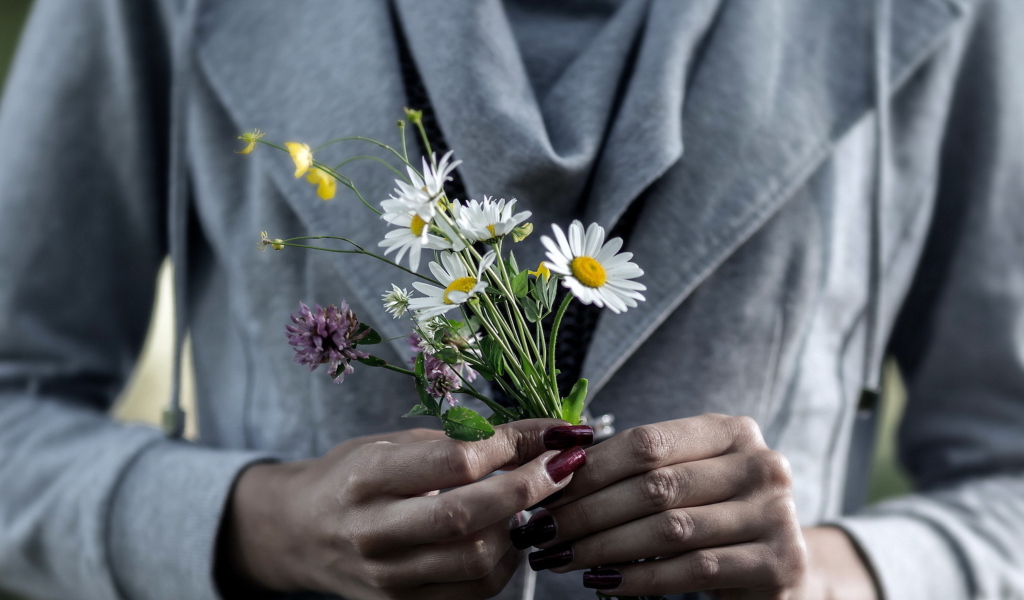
xmin=510 ymin=514 xmax=556 ymax=550
xmin=582 ymin=569 xmax=622 ymax=590
xmin=546 ymin=447 xmax=586 ymax=483
xmin=528 ymin=542 xmax=573 ymax=571
xmin=543 ymin=425 xmax=594 ymax=449
xmin=527 ymin=489 xmax=564 ymax=510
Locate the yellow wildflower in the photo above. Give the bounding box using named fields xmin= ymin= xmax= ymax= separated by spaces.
xmin=285 ymin=142 xmax=313 ymax=177
xmin=529 ymin=262 xmax=551 ymax=280
xmin=236 ymin=129 xmax=265 ymax=154
xmin=306 ymin=167 xmax=337 ymax=200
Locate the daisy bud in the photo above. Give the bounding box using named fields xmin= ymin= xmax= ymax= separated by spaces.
xmin=404 ymin=107 xmax=423 ymax=125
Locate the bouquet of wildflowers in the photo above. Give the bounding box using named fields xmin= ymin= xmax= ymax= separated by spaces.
xmin=245 ymin=110 xmax=645 ymax=441
xmin=244 ymin=110 xmax=645 ymax=441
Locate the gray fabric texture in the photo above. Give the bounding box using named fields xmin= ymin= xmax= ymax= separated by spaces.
xmin=1 ymin=0 xmax=1024 ymax=599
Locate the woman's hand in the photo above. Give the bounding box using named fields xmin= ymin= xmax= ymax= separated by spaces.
xmin=219 ymin=421 xmax=592 ymax=600
xmin=512 ymin=414 xmax=811 ymax=598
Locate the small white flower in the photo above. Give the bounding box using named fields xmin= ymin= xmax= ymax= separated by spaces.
xmin=453 ymin=196 xmax=532 ymax=243
xmin=541 ymin=220 xmax=646 ymax=314
xmin=378 ymin=210 xmax=451 ymax=272
xmin=381 ymin=284 xmax=412 ymax=319
xmin=409 ymin=251 xmax=496 ymax=322
xmin=382 ymin=150 xmax=462 ymax=221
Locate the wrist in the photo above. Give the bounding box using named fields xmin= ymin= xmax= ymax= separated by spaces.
xmin=216 ymin=460 xmax=311 ymax=596
xmin=802 ymin=526 xmax=880 ymax=600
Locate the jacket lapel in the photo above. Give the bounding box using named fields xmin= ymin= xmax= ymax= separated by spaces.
xmin=580 ymin=0 xmax=964 ymax=395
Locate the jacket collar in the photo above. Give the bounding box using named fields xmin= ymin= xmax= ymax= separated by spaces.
xmin=193 ymin=0 xmax=964 ymax=391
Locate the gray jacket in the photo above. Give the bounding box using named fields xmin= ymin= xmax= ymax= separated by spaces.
xmin=1 ymin=0 xmax=1023 ymax=599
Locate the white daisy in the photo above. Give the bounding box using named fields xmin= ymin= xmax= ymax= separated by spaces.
xmin=453 ymin=196 xmax=532 ymax=243
xmin=381 ymin=284 xmax=412 ymax=319
xmin=408 ymin=251 xmax=496 ymax=322
xmin=382 ymin=150 xmax=462 ymax=221
xmin=378 ymin=210 xmax=451 ymax=272
xmin=541 ymin=220 xmax=646 ymax=314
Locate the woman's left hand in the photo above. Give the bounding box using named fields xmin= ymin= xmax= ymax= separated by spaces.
xmin=510 ymin=414 xmax=808 ymax=598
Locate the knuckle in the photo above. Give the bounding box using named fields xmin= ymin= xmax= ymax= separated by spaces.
xmin=431 ymin=496 xmax=474 ymax=539
xmin=445 ymin=443 xmax=484 ymax=483
xmin=753 ymin=450 xmax=793 ymax=489
xmin=766 ymin=496 xmax=798 ymax=527
xmin=509 ymin=475 xmax=537 ymax=510
xmin=349 ymin=530 xmax=382 ymax=557
xmin=461 ymin=538 xmax=496 ymax=580
xmin=659 ymin=509 xmax=697 ymax=547
xmin=360 ymin=561 xmax=394 ymax=589
xmin=641 ymin=468 xmax=682 ymax=509
xmin=628 ymin=425 xmax=673 ymax=467
xmin=689 ymin=550 xmax=721 ymax=589
xmin=729 ymin=415 xmax=765 ymax=449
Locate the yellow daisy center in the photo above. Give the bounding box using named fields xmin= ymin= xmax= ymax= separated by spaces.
xmin=571 ymin=256 xmax=607 ymax=288
xmin=486 ymin=224 xmax=497 ymax=237
xmin=443 ymin=277 xmax=477 ymax=304
xmin=410 ymin=215 xmax=428 ymax=237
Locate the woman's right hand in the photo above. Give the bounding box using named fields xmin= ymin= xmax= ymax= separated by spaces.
xmin=219 ymin=420 xmax=592 ymax=599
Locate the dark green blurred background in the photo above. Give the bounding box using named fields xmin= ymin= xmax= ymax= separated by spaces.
xmin=0 ymin=1 xmax=31 ymax=91
xmin=0 ymin=1 xmax=910 ymax=597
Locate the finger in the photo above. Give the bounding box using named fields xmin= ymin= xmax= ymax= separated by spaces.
xmin=403 ymin=543 xmax=522 ymax=600
xmin=555 ymin=415 xmax=766 ymax=507
xmin=367 ymin=517 xmax=517 ymax=585
xmin=383 ymin=447 xmax=586 ymax=546
xmin=535 ymin=453 xmax=751 ymax=546
xmin=581 ymin=543 xmax=798 ymax=596
xmin=540 ymin=501 xmax=764 ymax=572
xmin=354 ymin=418 xmax=571 ymax=497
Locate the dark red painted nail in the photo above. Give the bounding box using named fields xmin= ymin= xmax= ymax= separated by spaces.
xmin=583 ymin=569 xmax=622 ymax=589
xmin=528 ymin=542 xmax=573 ymax=571
xmin=527 ymin=489 xmax=564 ymax=511
xmin=546 ymin=447 xmax=586 ymax=483
xmin=543 ymin=425 xmax=594 ymax=449
xmin=510 ymin=514 xmax=556 ymax=550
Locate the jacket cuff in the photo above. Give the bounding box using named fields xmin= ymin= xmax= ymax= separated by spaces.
xmin=107 ymin=440 xmax=278 ymax=600
xmin=832 ymin=513 xmax=969 ymax=600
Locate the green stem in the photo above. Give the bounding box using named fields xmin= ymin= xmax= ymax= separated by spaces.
xmin=413 ymin=119 xmax=433 ymax=159
xmin=399 ymin=123 xmax=410 ymax=164
xmin=308 ymin=136 xmax=417 ymax=171
xmin=547 ymin=294 xmax=573 ymax=396
xmin=311 ymin=161 xmax=381 ymax=215
xmin=331 ymin=155 xmax=406 ymax=181
xmin=276 ymin=240 xmax=437 ymax=284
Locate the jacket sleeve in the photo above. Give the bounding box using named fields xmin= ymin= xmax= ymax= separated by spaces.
xmin=835 ymin=1 xmax=1024 ymax=598
xmin=0 ymin=2 xmax=273 ymax=599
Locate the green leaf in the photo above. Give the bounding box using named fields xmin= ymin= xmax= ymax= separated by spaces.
xmin=414 ymin=354 xmax=439 ymax=413
xmin=403 ymin=403 xmax=437 ymax=418
xmin=559 ymin=378 xmax=589 ymax=426
xmin=505 ymin=252 xmax=519 ymax=277
xmin=479 ymin=336 xmax=504 ymax=376
xmin=433 ymin=348 xmax=460 ymax=364
xmin=523 ymin=299 xmax=542 ymax=323
xmin=487 ymin=411 xmax=514 ymax=426
xmin=356 ymin=356 xmax=387 ymax=367
xmin=511 ymin=270 xmax=530 ymax=298
xmin=442 ymin=407 xmax=495 ymax=441
xmin=356 ymin=323 xmax=382 ymax=345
